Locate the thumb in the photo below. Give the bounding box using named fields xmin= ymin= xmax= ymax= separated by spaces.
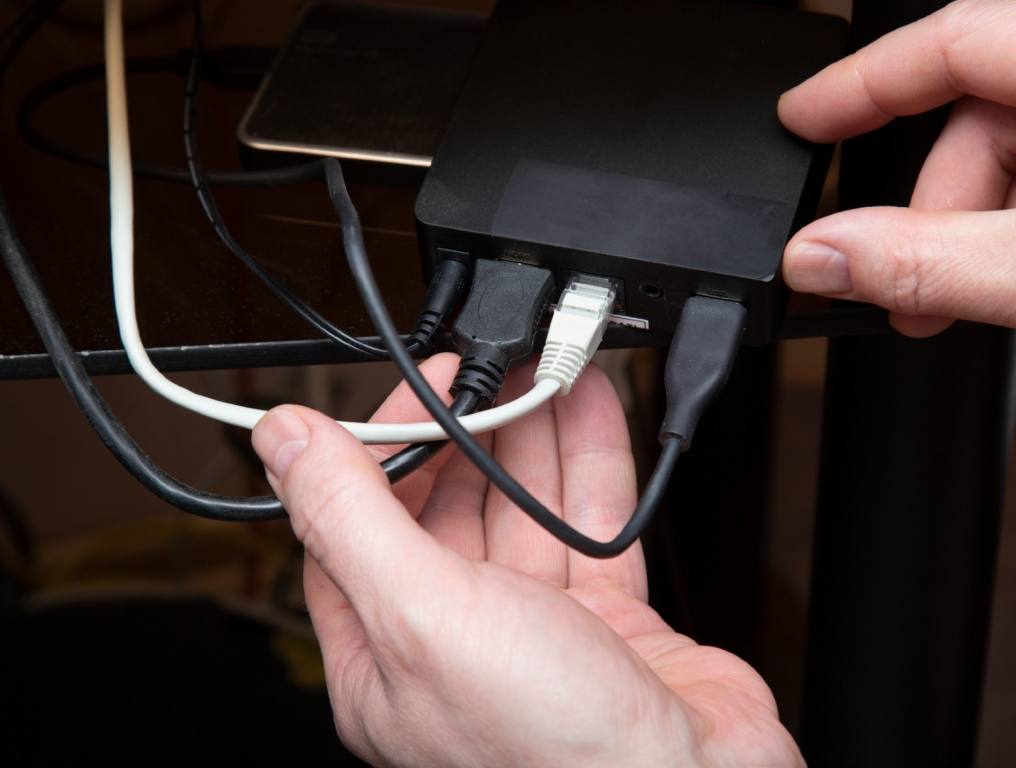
xmin=783 ymin=207 xmax=1016 ymax=329
xmin=252 ymin=404 xmax=458 ymax=619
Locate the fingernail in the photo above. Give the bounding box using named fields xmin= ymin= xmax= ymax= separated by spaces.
xmin=785 ymin=241 xmax=852 ymax=294
xmin=253 ymin=408 xmax=309 ymax=479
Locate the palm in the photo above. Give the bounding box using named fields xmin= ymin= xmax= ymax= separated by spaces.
xmin=297 ymin=355 xmax=800 ymax=765
xmin=572 ymin=583 xmax=800 ymax=765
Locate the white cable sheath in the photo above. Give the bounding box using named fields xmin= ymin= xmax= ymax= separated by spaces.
xmin=102 ymin=0 xmax=560 ymax=443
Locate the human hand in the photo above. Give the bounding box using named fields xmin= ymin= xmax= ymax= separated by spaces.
xmin=779 ymin=0 xmax=1016 ymax=337
xmin=251 ymin=353 xmax=801 ymax=767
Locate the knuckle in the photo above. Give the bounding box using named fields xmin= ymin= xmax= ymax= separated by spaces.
xmin=937 ymin=0 xmax=1009 ymax=92
xmin=880 ymin=225 xmax=940 ymax=316
xmin=853 ymin=53 xmax=891 ymax=120
xmin=570 ymin=503 xmax=626 ymax=533
xmin=564 ymin=439 xmax=633 ymax=465
xmin=886 ymin=242 xmax=922 ymax=315
xmin=939 ymin=0 xmax=972 ymax=35
xmin=941 ymin=0 xmax=983 ymax=33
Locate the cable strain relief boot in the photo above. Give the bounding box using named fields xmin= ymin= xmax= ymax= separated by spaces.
xmin=410 ymin=257 xmax=472 ymax=348
xmin=658 ymin=296 xmax=747 ymax=450
xmin=409 ymin=310 xmax=443 ymax=348
xmin=450 ymin=259 xmax=556 ymax=403
xmin=533 ymin=276 xmax=617 ymax=396
xmin=534 ymin=340 xmax=586 ymax=395
xmin=451 ymin=351 xmax=508 ymax=403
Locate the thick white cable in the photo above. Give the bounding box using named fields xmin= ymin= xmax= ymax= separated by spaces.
xmin=102 ymin=0 xmax=559 ymax=443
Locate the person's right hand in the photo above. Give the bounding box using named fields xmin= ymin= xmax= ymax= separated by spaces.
xmin=778 ymin=0 xmax=1016 ymax=337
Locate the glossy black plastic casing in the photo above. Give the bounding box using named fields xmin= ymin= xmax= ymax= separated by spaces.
xmin=416 ymin=0 xmax=847 ymax=345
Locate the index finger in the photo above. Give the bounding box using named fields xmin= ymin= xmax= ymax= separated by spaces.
xmin=778 ymin=1 xmax=1016 ymax=143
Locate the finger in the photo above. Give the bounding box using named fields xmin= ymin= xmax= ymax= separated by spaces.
xmin=554 ymin=365 xmax=647 ymax=600
xmin=484 ymin=360 xmax=568 ymax=587
xmin=252 ymin=404 xmax=463 ymax=629
xmin=367 ymin=352 xmax=460 ymax=515
xmin=778 ymin=1 xmax=1016 ymax=143
xmin=912 ymin=98 xmax=1016 ymax=211
xmin=892 ymin=98 xmax=1016 ymax=336
xmin=783 ymin=206 xmax=1016 ymax=328
xmin=418 ymin=431 xmax=492 ymax=561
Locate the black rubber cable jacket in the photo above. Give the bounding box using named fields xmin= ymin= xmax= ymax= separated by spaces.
xmin=0 ymin=190 xmax=479 ymax=517
xmin=0 ymin=192 xmax=286 ymax=521
xmin=0 ymin=1 xmax=473 ymax=520
xmin=3 ymin=1 xmax=675 ymax=537
xmin=326 ymin=158 xmax=684 ymax=559
xmin=382 ymin=390 xmax=481 ymax=484
xmin=183 ymin=0 xmax=407 ymax=360
xmin=0 ymin=2 xmax=286 ymax=520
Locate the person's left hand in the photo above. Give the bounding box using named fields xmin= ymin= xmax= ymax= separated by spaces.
xmin=252 ymin=353 xmax=800 ymax=767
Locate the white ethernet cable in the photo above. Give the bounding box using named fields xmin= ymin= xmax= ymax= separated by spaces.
xmin=102 ymin=0 xmax=577 ymax=443
xmin=536 ymin=277 xmax=617 ymax=395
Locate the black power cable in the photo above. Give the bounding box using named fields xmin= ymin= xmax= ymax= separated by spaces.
xmin=184 ymin=0 xmax=467 ymax=360
xmin=0 ymin=6 xmax=280 ymax=520
xmin=0 ymin=193 xmax=286 ymax=521
xmin=326 ymin=157 xmax=747 ymax=559
xmin=0 ymin=0 xmax=474 ymax=519
xmin=0 ymin=190 xmax=477 ymax=517
xmin=381 ymin=390 xmax=482 ymax=484
xmin=182 ymin=0 xmax=477 ymax=476
xmin=183 ymin=7 xmax=391 ymax=360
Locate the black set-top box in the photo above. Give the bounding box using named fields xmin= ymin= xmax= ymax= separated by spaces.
xmin=415 ymin=0 xmax=847 ymax=344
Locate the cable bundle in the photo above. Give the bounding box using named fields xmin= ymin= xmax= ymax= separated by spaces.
xmin=0 ymin=0 xmax=747 ymax=558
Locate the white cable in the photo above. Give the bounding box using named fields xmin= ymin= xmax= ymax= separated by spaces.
xmin=102 ymin=0 xmax=560 ymax=443
xmin=536 ymin=277 xmax=617 ymax=395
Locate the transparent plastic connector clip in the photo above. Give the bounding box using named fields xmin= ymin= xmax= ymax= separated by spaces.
xmin=535 ymin=276 xmax=617 ymax=395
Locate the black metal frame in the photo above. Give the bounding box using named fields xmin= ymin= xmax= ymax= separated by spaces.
xmin=0 ymin=307 xmax=892 ymax=380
